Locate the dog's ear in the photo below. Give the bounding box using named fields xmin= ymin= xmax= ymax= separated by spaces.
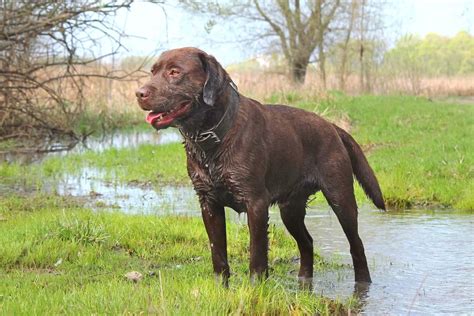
xmin=198 ymin=53 xmax=225 ymax=106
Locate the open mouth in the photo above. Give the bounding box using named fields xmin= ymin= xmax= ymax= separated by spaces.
xmin=146 ymin=101 xmax=192 ymax=129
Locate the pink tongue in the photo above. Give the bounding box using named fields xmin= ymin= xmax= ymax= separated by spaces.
xmin=146 ymin=112 xmax=162 ymax=124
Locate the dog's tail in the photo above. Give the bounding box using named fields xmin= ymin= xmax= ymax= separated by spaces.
xmin=334 ymin=125 xmax=386 ymax=210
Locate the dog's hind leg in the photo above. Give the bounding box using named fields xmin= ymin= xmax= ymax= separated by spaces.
xmin=320 ymin=165 xmax=372 ymax=283
xmin=278 ymin=197 xmax=313 ymax=286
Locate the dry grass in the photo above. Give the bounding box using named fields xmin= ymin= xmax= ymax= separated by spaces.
xmin=229 ymin=69 xmax=474 ymax=101
xmin=39 ymin=64 xmax=473 ymax=115
xmin=79 ymin=71 xmax=147 ymax=114
xmin=229 ymin=69 xmax=325 ymax=101
xmin=0 ymin=64 xmax=146 ymax=140
xmin=69 ymin=67 xmax=471 ymax=140
xmin=417 ymin=76 xmax=474 ymax=97
xmin=4 ymin=58 xmax=473 ymax=118
xmin=39 ymin=64 xmax=147 ymax=115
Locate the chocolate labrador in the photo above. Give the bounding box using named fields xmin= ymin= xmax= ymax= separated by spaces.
xmin=136 ymin=47 xmax=385 ymax=286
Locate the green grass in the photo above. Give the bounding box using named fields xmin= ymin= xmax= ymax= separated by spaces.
xmin=0 ymin=142 xmax=188 ymax=191
xmin=1 ymin=95 xmax=472 ymax=210
xmin=46 ymin=142 xmax=188 ymax=184
xmin=0 ymin=195 xmax=352 ymax=315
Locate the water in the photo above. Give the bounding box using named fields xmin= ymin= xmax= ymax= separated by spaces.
xmin=305 ymin=209 xmax=474 ymax=315
xmin=0 ymin=129 xmax=181 ymax=164
xmin=66 ymin=129 xmax=181 ymax=154
xmin=54 ymin=167 xmax=198 ymax=215
xmin=2 ymin=129 xmax=473 ymax=314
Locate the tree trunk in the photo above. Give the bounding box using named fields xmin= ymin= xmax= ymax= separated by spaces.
xmin=359 ymin=0 xmax=366 ymax=92
xmin=359 ymin=43 xmax=365 ymax=92
xmin=365 ymin=61 xmax=372 ymax=92
xmin=339 ymin=41 xmax=349 ymax=90
xmin=339 ymin=0 xmax=358 ymax=91
xmin=318 ymin=42 xmax=327 ymax=90
xmin=290 ymin=59 xmax=309 ymax=84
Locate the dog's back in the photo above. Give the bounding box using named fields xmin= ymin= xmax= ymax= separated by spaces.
xmin=240 ymin=100 xmax=385 ymax=211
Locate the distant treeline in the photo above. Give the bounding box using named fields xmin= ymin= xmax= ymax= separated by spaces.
xmin=120 ymin=32 xmax=474 ymax=79
xmin=325 ymin=31 xmax=474 ymax=80
xmin=384 ymin=31 xmax=474 ymax=76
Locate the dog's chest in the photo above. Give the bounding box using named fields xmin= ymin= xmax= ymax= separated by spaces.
xmin=188 ymin=157 xmax=246 ymax=212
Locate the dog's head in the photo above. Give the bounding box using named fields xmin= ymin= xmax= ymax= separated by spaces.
xmin=136 ymin=47 xmax=229 ymax=130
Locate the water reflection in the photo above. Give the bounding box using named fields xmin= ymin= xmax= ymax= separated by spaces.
xmin=53 ymin=167 xmax=199 ymax=215
xmin=0 ymin=129 xmax=182 ymax=164
xmin=353 ymin=282 xmax=371 ymax=313
xmin=68 ymin=129 xmax=181 ymax=154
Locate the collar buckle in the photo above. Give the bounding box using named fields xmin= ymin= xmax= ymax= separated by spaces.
xmin=197 ymin=131 xmax=221 ymax=143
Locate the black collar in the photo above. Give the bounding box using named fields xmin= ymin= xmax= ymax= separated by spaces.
xmin=179 ymin=81 xmax=239 ymax=153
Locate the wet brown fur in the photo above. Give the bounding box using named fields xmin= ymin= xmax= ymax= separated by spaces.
xmin=136 ymin=47 xmax=385 ymax=285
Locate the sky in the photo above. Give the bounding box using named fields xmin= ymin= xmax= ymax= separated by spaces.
xmin=112 ymin=0 xmax=473 ymax=66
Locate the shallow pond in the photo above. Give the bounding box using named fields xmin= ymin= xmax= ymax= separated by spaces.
xmin=3 ymin=130 xmax=474 ymax=314
xmin=306 ymin=209 xmax=473 ymax=315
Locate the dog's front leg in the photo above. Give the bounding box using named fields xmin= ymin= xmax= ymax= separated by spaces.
xmin=247 ymin=198 xmax=270 ymax=282
xmin=200 ymin=200 xmax=230 ymax=286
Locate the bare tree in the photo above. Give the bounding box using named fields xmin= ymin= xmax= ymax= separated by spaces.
xmin=337 ymin=0 xmax=358 ymax=90
xmin=0 ymin=0 xmax=144 ymax=141
xmin=326 ymin=0 xmax=387 ymax=92
xmin=255 ymin=0 xmax=341 ymax=84
xmin=354 ymin=0 xmax=387 ymax=92
xmin=179 ymin=0 xmax=342 ymax=84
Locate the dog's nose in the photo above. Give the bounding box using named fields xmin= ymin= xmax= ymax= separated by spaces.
xmin=135 ymin=87 xmax=150 ymax=99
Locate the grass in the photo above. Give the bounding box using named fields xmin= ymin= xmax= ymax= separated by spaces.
xmin=43 ymin=142 xmax=188 ymax=184
xmin=230 ymin=69 xmax=474 ymax=100
xmin=1 ymin=95 xmax=472 ymax=211
xmin=0 ymin=194 xmax=353 ymax=315
xmin=73 ymin=108 xmax=144 ymax=136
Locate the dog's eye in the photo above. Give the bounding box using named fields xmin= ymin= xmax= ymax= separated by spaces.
xmin=168 ymin=69 xmax=180 ymax=76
